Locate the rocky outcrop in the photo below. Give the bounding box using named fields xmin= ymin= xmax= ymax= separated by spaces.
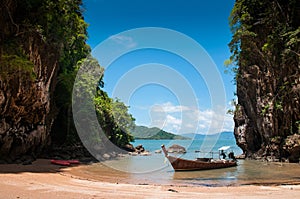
xmin=0 ymin=2 xmax=59 ymax=162
xmin=167 ymin=144 xmax=186 ymax=154
xmin=234 ymin=62 xmax=300 ymax=161
xmin=122 ymin=144 xmax=136 ymax=152
xmin=283 ymin=134 xmax=300 ymax=163
xmin=0 ymin=38 xmax=59 ymax=162
xmin=231 ymin=0 xmax=300 ymax=162
xmin=127 ymin=144 xmax=151 ymax=156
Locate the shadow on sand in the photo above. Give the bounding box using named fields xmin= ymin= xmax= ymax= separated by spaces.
xmin=0 ymin=159 xmax=82 ymax=174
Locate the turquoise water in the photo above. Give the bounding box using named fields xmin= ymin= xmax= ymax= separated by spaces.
xmin=78 ymin=138 xmax=300 ymax=186
xmin=132 ymin=136 xmax=243 ymax=159
xmin=100 ymin=137 xmax=242 ymax=174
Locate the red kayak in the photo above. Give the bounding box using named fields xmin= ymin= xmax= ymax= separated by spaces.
xmin=66 ymin=159 xmax=80 ymax=164
xmin=50 ymin=159 xmax=80 ymax=166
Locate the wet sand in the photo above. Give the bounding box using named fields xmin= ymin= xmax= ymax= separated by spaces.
xmin=1 ymin=159 xmax=300 ymax=198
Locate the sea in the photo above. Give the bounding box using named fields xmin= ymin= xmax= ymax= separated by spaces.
xmin=74 ymin=136 xmax=300 ymax=187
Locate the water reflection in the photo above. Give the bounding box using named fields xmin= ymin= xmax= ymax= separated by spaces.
xmin=172 ymin=160 xmax=300 ymax=186
xmin=80 ymin=157 xmax=300 ymax=186
xmin=172 ymin=165 xmax=239 ymax=186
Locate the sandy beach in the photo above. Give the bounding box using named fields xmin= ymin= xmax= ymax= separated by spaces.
xmin=0 ymin=159 xmax=300 ymax=198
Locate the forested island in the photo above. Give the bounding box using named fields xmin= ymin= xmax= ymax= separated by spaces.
xmin=131 ymin=126 xmax=189 ymax=140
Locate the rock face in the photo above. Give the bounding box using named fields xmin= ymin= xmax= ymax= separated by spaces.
xmin=0 ymin=4 xmax=59 ymax=161
xmin=283 ymin=134 xmax=300 ymax=163
xmin=0 ymin=38 xmax=58 ymax=161
xmin=231 ymin=0 xmax=300 ymax=162
xmin=234 ymin=62 xmax=300 ymax=161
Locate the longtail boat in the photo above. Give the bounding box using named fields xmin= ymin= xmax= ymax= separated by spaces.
xmin=161 ymin=145 xmax=237 ymax=171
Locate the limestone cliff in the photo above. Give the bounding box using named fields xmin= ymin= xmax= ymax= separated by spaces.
xmin=0 ymin=1 xmax=136 ymax=162
xmin=0 ymin=0 xmax=88 ymax=162
xmin=0 ymin=2 xmax=60 ymax=161
xmin=230 ymin=0 xmax=300 ymax=162
xmin=234 ymin=64 xmax=300 ymax=161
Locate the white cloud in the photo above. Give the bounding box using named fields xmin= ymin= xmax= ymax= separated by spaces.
xmin=198 ymin=124 xmax=206 ymax=129
xmin=109 ymin=35 xmax=137 ymax=49
xmin=132 ymin=102 xmax=234 ymax=135
xmin=185 ymin=123 xmax=194 ymax=128
xmin=156 ymin=114 xmax=182 ymax=133
xmin=152 ymin=102 xmax=190 ymax=113
xmin=194 ymin=108 xmax=234 ymax=134
xmin=148 ymin=102 xmax=234 ymax=135
xmin=166 ymin=114 xmax=182 ymax=125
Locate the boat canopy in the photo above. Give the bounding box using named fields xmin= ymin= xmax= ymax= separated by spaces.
xmin=218 ymin=146 xmax=230 ymax=151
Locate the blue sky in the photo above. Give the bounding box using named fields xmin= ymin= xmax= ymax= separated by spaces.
xmin=83 ymin=0 xmax=236 ymax=135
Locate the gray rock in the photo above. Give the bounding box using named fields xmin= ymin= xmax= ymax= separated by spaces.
xmin=167 ymin=144 xmax=186 ymax=153
xmin=154 ymin=150 xmax=162 ymax=153
xmin=102 ymin=153 xmax=111 ymax=160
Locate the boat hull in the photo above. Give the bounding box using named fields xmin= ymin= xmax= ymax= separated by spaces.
xmin=161 ymin=145 xmax=237 ymax=171
xmin=167 ymin=155 xmax=237 ymax=171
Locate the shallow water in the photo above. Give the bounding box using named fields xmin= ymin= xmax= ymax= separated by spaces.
xmin=72 ymin=139 xmax=300 ymax=187
xmin=76 ymin=155 xmax=300 ymax=187
xmin=172 ymin=160 xmax=300 ymax=186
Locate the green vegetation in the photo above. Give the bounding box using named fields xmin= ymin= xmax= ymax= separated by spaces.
xmin=55 ymin=56 xmax=135 ymax=148
xmin=228 ymin=0 xmax=299 ymax=78
xmin=94 ymin=91 xmax=135 ymax=147
xmin=228 ymin=0 xmax=300 ymax=136
xmin=131 ymin=126 xmax=190 ymax=140
xmin=1 ymin=0 xmax=135 ymax=149
xmin=42 ymin=0 xmax=136 ymax=148
xmin=0 ymin=54 xmax=35 ymax=79
xmin=112 ymin=98 xmax=136 ymax=135
xmin=148 ymin=131 xmax=190 ymax=140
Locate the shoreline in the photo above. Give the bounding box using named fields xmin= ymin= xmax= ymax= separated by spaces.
xmin=1 ymin=159 xmax=300 ymax=198
xmin=67 ymin=161 xmax=300 ymax=188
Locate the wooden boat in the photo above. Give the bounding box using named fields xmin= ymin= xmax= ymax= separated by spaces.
xmin=161 ymin=145 xmax=237 ymax=171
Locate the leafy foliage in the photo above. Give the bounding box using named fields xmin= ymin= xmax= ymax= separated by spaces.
xmin=64 ymin=56 xmax=135 ymax=148
xmin=41 ymin=0 xmax=136 ymax=148
xmin=94 ymin=92 xmax=135 ymax=147
xmin=228 ymin=0 xmax=299 ymax=72
xmin=228 ymin=0 xmax=300 ymax=137
xmin=0 ymin=0 xmax=136 ymax=149
xmin=0 ymin=54 xmax=35 ymax=79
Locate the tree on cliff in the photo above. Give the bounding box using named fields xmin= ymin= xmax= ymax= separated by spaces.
xmin=0 ymin=0 xmax=86 ymax=160
xmin=71 ymin=57 xmax=135 ymax=151
xmin=228 ymin=0 xmax=300 ymax=161
xmin=0 ymin=0 xmax=135 ymax=161
xmin=43 ymin=1 xmax=136 ymax=149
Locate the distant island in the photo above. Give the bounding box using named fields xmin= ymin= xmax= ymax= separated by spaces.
xmin=131 ymin=126 xmax=190 ymax=140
